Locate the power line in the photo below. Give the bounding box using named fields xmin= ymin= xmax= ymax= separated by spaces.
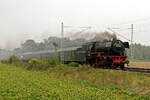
xmin=107 ymin=28 xmax=131 ymax=42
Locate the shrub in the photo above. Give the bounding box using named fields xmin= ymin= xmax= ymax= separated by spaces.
xmin=68 ymin=62 xmax=79 ymax=67
xmin=1 ymin=60 xmax=9 ymax=64
xmin=28 ymin=58 xmax=41 ymax=66
xmin=47 ymin=57 xmax=60 ymax=66
xmin=27 ymin=58 xmax=61 ymax=70
xmin=28 ymin=58 xmax=43 ymax=70
xmin=9 ymin=56 xmax=19 ymax=64
xmin=15 ymin=61 xmax=29 ymax=68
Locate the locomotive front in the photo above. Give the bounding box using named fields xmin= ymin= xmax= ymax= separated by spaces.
xmin=87 ymin=39 xmax=129 ymax=69
xmin=111 ymin=40 xmax=129 ymax=55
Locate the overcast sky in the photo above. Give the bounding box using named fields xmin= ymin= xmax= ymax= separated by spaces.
xmin=0 ymin=0 xmax=150 ymax=49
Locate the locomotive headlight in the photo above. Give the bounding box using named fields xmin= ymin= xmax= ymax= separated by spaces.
xmin=115 ymin=41 xmax=122 ymax=47
xmin=104 ymin=57 xmax=107 ymax=59
xmin=112 ymin=40 xmax=125 ymax=53
xmin=116 ymin=44 xmax=121 ymax=47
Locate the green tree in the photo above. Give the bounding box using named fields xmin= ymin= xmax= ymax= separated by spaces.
xmin=21 ymin=39 xmax=38 ymax=52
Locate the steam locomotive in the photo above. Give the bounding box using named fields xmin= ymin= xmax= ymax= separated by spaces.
xmin=20 ymin=39 xmax=129 ymax=69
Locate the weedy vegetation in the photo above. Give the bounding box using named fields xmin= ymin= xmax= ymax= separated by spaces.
xmin=0 ymin=56 xmax=150 ymax=99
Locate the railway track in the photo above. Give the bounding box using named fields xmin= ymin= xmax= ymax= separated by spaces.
xmin=99 ymin=67 xmax=150 ymax=74
xmin=124 ymin=67 xmax=150 ymax=73
xmin=101 ymin=67 xmax=150 ymax=73
xmin=101 ymin=67 xmax=150 ymax=76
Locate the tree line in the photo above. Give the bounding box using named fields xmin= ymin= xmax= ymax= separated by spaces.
xmin=0 ymin=36 xmax=150 ymax=61
xmin=127 ymin=44 xmax=150 ymax=61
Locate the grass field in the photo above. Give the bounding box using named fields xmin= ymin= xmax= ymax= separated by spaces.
xmin=48 ymin=65 xmax=150 ymax=96
xmin=130 ymin=61 xmax=150 ymax=68
xmin=0 ymin=63 xmax=150 ymax=99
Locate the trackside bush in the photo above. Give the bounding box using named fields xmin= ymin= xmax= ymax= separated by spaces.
xmin=9 ymin=56 xmax=19 ymax=64
xmin=28 ymin=58 xmax=41 ymax=66
xmin=47 ymin=58 xmax=60 ymax=66
xmin=27 ymin=58 xmax=60 ymax=70
xmin=68 ymin=62 xmax=79 ymax=67
xmin=28 ymin=58 xmax=41 ymax=70
xmin=1 ymin=60 xmax=9 ymax=64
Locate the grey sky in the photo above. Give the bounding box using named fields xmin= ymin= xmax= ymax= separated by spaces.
xmin=0 ymin=0 xmax=150 ymax=49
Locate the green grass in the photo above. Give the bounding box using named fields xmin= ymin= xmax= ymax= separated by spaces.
xmin=47 ymin=65 xmax=150 ymax=95
xmin=0 ymin=63 xmax=149 ymax=99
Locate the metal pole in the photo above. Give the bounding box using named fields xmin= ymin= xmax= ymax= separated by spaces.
xmin=61 ymin=22 xmax=64 ymax=38
xmin=61 ymin=22 xmax=64 ymax=64
xmin=131 ymin=24 xmax=134 ymax=59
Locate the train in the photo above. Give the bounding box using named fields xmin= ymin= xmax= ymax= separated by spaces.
xmin=20 ymin=39 xmax=129 ymax=69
